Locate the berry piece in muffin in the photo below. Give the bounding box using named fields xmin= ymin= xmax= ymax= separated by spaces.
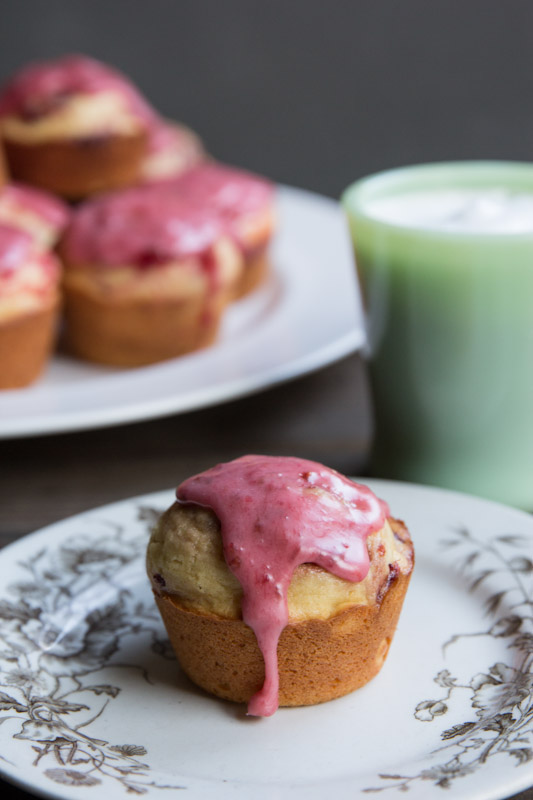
xmin=147 ymin=455 xmax=414 ymax=716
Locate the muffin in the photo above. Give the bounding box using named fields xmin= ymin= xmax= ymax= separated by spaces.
xmin=0 ymin=54 xmax=158 ymax=198
xmin=147 ymin=455 xmax=414 ymax=717
xmin=0 ymin=140 xmax=8 ymax=186
xmin=139 ymin=120 xmax=204 ymax=183
xmin=0 ymin=183 xmax=69 ymax=250
xmin=166 ymin=162 xmax=275 ymax=298
xmin=60 ymin=185 xmax=243 ymax=367
xmin=0 ymin=222 xmax=61 ymax=388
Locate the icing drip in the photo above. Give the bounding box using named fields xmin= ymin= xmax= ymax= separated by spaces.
xmin=177 ymin=455 xmax=388 ymax=717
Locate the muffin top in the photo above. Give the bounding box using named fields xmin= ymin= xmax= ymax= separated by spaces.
xmin=63 ymin=185 xmax=227 ymax=268
xmin=0 ymin=183 xmax=69 ymax=249
xmin=148 ymin=501 xmax=408 ymax=619
xmin=167 ymin=162 xmax=274 ymax=251
xmin=0 ymin=54 xmax=163 ymax=144
xmin=0 ymin=54 xmax=156 ymax=124
xmin=140 ymin=122 xmax=204 ymax=182
xmin=147 ymin=455 xmax=405 ymax=716
xmin=0 ymin=223 xmax=59 ymax=320
xmin=0 ymin=224 xmax=33 ymax=273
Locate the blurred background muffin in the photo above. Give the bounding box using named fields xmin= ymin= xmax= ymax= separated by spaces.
xmin=161 ymin=163 xmax=275 ymax=298
xmin=0 ymin=183 xmax=68 ymax=250
xmin=139 ymin=120 xmax=204 ymax=183
xmin=0 ymin=141 xmax=7 ymax=187
xmin=0 ymin=54 xmax=158 ymax=198
xmin=61 ymin=185 xmax=243 ymax=366
xmin=0 ymin=222 xmax=61 ymax=388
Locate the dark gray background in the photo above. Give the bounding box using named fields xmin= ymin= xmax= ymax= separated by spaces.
xmin=0 ymin=0 xmax=531 ymax=197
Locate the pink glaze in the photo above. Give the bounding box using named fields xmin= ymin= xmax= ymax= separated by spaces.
xmin=146 ymin=121 xmax=196 ymax=155
xmin=177 ymin=455 xmax=388 ymax=717
xmin=63 ymin=185 xmax=224 ymax=269
xmin=0 ymin=223 xmax=33 ymax=274
xmin=1 ymin=183 xmax=69 ymax=229
xmin=147 ymin=122 xmax=179 ymax=154
xmin=0 ymin=222 xmax=58 ymax=288
xmin=0 ymin=54 xmax=158 ymax=127
xmin=163 ymin=162 xmax=274 ymax=250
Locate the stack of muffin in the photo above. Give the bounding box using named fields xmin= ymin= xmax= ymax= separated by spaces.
xmin=0 ymin=54 xmax=275 ymax=388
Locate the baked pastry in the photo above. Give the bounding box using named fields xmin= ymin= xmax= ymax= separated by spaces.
xmin=60 ymin=185 xmax=243 ymax=366
xmin=166 ymin=162 xmax=275 ymax=298
xmin=139 ymin=120 xmax=204 ymax=183
xmin=0 ymin=140 xmax=8 ymax=186
xmin=147 ymin=455 xmax=414 ymax=716
xmin=0 ymin=183 xmax=69 ymax=250
xmin=0 ymin=54 xmax=159 ymax=198
xmin=0 ymin=222 xmax=61 ymax=388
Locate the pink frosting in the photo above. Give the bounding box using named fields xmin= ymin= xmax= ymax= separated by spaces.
xmin=0 ymin=54 xmax=208 ymax=174
xmin=177 ymin=455 xmax=389 ymax=717
xmin=0 ymin=221 xmax=58 ymax=290
xmin=165 ymin=163 xmax=274 ymax=250
xmin=0 ymin=223 xmax=33 ymax=274
xmin=0 ymin=54 xmax=158 ymax=126
xmin=63 ymin=185 xmax=224 ymax=268
xmin=146 ymin=121 xmax=196 ymax=155
xmin=1 ymin=183 xmax=69 ymax=229
xmin=147 ymin=123 xmax=179 ymax=154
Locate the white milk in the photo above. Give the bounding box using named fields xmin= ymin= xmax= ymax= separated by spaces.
xmin=365 ymin=188 xmax=533 ymax=234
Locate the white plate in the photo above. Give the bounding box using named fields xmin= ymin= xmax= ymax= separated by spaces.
xmin=0 ymin=186 xmax=363 ymax=439
xmin=0 ymin=480 xmax=532 ymax=800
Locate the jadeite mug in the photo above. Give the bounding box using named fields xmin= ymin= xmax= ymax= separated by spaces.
xmin=342 ymin=161 xmax=533 ymax=509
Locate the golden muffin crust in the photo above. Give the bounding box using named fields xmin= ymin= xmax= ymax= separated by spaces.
xmin=154 ymin=556 xmax=412 ymax=707
xmin=0 ymin=142 xmax=7 ymax=186
xmin=60 ymin=236 xmax=242 ymax=367
xmin=3 ymin=132 xmax=147 ymax=199
xmin=0 ymin=299 xmax=59 ymax=388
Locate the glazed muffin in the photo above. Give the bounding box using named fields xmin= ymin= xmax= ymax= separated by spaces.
xmin=0 ymin=54 xmax=158 ymax=198
xmin=60 ymin=185 xmax=243 ymax=367
xmin=147 ymin=455 xmax=414 ymax=716
xmin=0 ymin=222 xmax=61 ymax=388
xmin=139 ymin=120 xmax=204 ymax=183
xmin=0 ymin=183 xmax=69 ymax=250
xmin=166 ymin=162 xmax=275 ymax=298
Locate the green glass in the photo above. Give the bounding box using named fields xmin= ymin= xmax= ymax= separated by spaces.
xmin=342 ymin=161 xmax=533 ymax=509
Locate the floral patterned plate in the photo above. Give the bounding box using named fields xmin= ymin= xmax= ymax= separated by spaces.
xmin=0 ymin=481 xmax=532 ymax=800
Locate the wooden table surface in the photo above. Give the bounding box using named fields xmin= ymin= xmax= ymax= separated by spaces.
xmin=0 ymin=353 xmax=531 ymax=800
